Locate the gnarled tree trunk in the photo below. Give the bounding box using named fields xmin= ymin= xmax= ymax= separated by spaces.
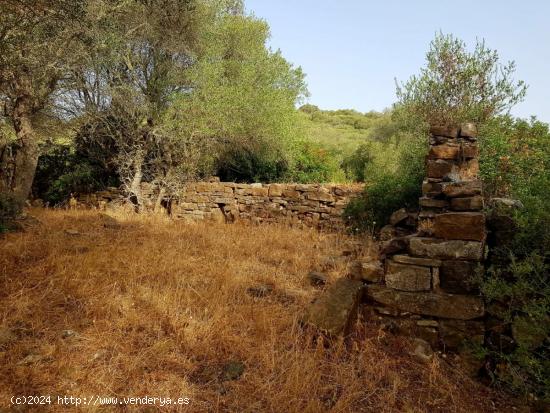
xmin=10 ymin=96 xmax=39 ymax=207
xmin=129 ymin=151 xmax=144 ymax=211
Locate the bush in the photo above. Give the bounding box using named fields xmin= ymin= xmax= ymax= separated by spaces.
xmin=344 ymin=133 xmax=425 ymax=232
xmin=341 ymin=143 xmax=372 ymax=182
xmin=477 ymin=116 xmax=550 ymax=401
xmin=285 ymin=140 xmax=343 ymax=183
xmin=33 ymin=142 xmax=117 ymax=205
xmin=215 ymin=143 xmax=289 ymax=183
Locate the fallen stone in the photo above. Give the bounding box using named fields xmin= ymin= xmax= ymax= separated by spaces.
xmin=433 ymin=212 xmax=485 ymax=241
xmin=385 ymin=261 xmax=431 ymax=292
xmin=409 ymin=237 xmax=484 ymax=261
xmin=430 ymin=135 xmax=453 ymax=145
xmin=441 ymin=181 xmax=482 ymax=198
xmin=411 ymin=338 xmax=434 ymax=363
xmin=64 ymin=229 xmax=80 ymax=236
xmin=486 ymin=213 xmax=517 ymax=249
xmin=405 ymin=212 xmax=418 ymax=228
xmin=490 ymin=197 xmax=524 ymax=209
xmin=367 ymin=285 xmax=485 ymax=320
xmin=99 ymin=213 xmax=121 ymax=229
xmin=301 ymin=278 xmax=364 ymax=336
xmin=307 ymin=271 xmax=328 ymax=287
xmin=450 ymin=196 xmax=484 ymax=211
xmin=389 ymin=208 xmax=409 ymax=226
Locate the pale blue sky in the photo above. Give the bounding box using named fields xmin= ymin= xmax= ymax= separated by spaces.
xmin=246 ymin=0 xmax=550 ymax=122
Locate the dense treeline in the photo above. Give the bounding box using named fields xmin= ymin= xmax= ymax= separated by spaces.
xmin=0 ymin=0 xmax=314 ymax=210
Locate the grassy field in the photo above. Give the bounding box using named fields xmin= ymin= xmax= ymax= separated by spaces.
xmin=0 ymin=209 xmax=516 ymax=412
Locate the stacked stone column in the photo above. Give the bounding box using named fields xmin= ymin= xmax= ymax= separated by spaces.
xmin=367 ymin=123 xmax=486 ymax=352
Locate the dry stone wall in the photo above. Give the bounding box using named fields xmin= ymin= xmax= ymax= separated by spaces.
xmin=366 ymin=123 xmax=487 ymax=354
xmin=78 ymin=182 xmax=363 ymax=230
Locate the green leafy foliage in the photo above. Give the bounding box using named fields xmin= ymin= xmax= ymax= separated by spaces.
xmin=477 ymin=117 xmax=550 ymax=400
xmin=33 ymin=143 xmax=117 ymax=205
xmin=396 ymin=32 xmax=527 ymax=126
xmin=285 ymin=139 xmax=344 ymax=183
xmin=344 ymin=133 xmax=425 ymax=231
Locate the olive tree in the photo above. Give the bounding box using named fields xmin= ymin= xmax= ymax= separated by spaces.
xmin=395 ymin=33 xmax=527 ymax=127
xmin=0 ymin=0 xmax=88 ymax=207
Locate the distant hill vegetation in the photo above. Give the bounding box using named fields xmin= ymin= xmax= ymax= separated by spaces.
xmin=298 ymin=105 xmax=398 ymax=156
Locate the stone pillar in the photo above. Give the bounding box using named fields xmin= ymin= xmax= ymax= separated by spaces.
xmin=367 ymin=123 xmax=486 ymax=352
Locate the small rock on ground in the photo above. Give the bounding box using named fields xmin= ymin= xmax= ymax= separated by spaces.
xmin=307 ymin=271 xmax=327 ymax=286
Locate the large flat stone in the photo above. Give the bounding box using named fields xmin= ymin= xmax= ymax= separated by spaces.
xmin=301 ymin=278 xmax=364 ymax=336
xmin=419 ymin=197 xmax=448 ymax=209
xmin=386 ymin=261 xmax=431 ymax=291
xmin=428 ymin=143 xmax=461 ymax=160
xmin=441 ymin=181 xmax=482 ymax=198
xmin=433 ymin=212 xmax=485 ymax=241
xmin=367 ymin=285 xmax=485 ymax=320
xmin=427 ymin=142 xmax=477 ymax=160
xmin=430 ymin=125 xmax=459 ymax=138
xmin=426 ymin=160 xmax=456 ymax=179
xmin=409 ymin=237 xmax=484 ymax=261
xmin=307 ymin=190 xmax=334 ymax=202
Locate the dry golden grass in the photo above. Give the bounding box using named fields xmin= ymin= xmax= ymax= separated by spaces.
xmin=0 ymin=209 xmax=514 ymax=412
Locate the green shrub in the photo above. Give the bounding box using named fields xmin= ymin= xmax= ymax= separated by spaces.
xmin=477 ymin=116 xmax=550 ymax=401
xmin=344 ymin=133 xmax=425 ymax=232
xmin=33 ymin=142 xmax=117 ymax=205
xmin=285 ymin=139 xmax=343 ymax=183
xmin=341 ymin=143 xmax=372 ymax=182
xmin=215 ymin=144 xmax=289 ymax=183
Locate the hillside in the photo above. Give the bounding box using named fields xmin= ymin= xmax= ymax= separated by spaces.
xmin=299 ymin=106 xmax=398 ymax=158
